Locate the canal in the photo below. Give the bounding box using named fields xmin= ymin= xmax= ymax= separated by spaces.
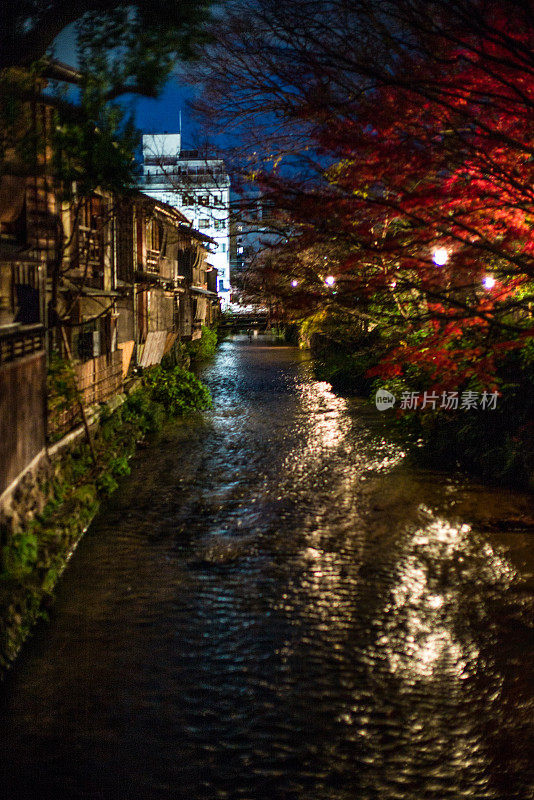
xmin=1 ymin=336 xmax=534 ymax=800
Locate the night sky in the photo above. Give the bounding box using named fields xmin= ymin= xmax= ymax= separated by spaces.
xmin=53 ymin=25 xmax=202 ymax=147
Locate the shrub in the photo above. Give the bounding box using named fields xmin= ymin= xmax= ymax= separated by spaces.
xmin=1 ymin=530 xmax=39 ymax=578
xmin=143 ymin=365 xmax=212 ymax=416
xmin=187 ymin=325 xmax=218 ymax=362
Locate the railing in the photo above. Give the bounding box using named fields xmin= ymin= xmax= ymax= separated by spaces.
xmin=0 ymin=324 xmax=45 ymax=365
xmin=75 ymin=350 xmax=123 ymax=407
xmin=146 ymin=248 xmax=160 ymax=273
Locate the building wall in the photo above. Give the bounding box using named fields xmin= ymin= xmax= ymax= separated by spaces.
xmin=140 ymin=133 xmax=231 ymax=308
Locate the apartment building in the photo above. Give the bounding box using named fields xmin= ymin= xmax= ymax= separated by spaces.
xmin=140 ymin=133 xmax=231 ymax=309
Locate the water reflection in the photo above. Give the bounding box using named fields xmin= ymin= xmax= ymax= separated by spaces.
xmin=384 ymin=518 xmax=475 ymax=678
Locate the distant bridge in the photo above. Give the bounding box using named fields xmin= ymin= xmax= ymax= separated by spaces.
xmin=220 ymin=309 xmax=270 ymax=331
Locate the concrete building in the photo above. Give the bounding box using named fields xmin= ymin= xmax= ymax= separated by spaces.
xmin=140 ymin=133 xmax=231 ymax=309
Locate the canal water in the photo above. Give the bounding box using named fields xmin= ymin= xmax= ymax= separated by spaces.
xmin=1 ymin=336 xmax=534 ymax=800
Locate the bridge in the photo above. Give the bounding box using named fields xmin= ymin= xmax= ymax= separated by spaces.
xmin=220 ymin=308 xmax=270 ymax=332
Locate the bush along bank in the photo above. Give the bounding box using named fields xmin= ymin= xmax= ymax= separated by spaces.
xmin=0 ymin=362 xmax=212 ymax=677
xmin=300 ymin=314 xmax=534 ymax=490
xmin=187 ymin=324 xmax=218 ymax=362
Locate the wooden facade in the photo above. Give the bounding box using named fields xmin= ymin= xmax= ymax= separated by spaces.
xmin=0 ymin=74 xmax=55 ymax=498
xmin=116 ymin=192 xmax=219 ymax=362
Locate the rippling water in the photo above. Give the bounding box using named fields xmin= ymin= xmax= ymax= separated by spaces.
xmin=1 ymin=336 xmax=534 ymax=800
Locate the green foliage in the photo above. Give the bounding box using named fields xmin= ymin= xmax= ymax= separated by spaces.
xmin=47 ymin=354 xmax=77 ymax=404
xmin=96 ymin=472 xmax=119 ymax=496
xmin=123 ymin=389 xmax=165 ymax=434
xmin=299 ymin=310 xmax=328 ymax=348
xmin=52 ymin=105 xmax=140 ymax=198
xmin=72 ymin=484 xmax=98 ymax=508
xmin=187 ymin=326 xmax=218 ymax=362
xmin=143 ymin=365 xmax=212 ymax=416
xmin=161 ymin=340 xmax=191 ymax=371
xmin=108 ymin=455 xmax=131 ymax=478
xmin=1 ymin=530 xmax=39 ymax=578
xmin=64 ymin=446 xmax=94 ymax=483
xmin=299 ymin=307 xmax=387 ymax=394
xmin=314 ymin=349 xmax=382 ymax=396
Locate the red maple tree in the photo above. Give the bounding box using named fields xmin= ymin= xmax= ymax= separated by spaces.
xmin=239 ymin=0 xmax=534 ymax=388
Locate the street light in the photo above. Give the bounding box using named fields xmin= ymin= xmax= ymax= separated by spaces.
xmin=291 ymin=279 xmax=298 ymax=287
xmin=325 ymin=275 xmax=335 ymax=287
xmin=482 ymin=275 xmax=496 ymax=290
xmin=432 ymin=247 xmax=449 ymax=266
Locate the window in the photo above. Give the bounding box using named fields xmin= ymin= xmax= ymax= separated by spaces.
xmin=214 ymin=219 xmax=225 ymax=230
xmin=199 ymin=218 xmax=210 ymax=229
xmin=218 ymin=279 xmax=225 ymax=291
xmin=221 ymin=243 xmax=226 ymax=253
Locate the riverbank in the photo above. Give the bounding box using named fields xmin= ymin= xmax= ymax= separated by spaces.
xmin=0 ymin=356 xmax=212 ymax=677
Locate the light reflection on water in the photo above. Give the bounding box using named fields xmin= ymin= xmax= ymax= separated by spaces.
xmin=0 ymin=335 xmax=533 ymax=800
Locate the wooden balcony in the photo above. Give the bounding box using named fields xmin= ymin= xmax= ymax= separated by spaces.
xmin=0 ymin=324 xmax=45 ymax=366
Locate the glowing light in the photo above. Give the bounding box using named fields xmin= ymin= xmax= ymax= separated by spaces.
xmin=482 ymin=275 xmax=496 ymax=290
xmin=325 ymin=275 xmax=336 ymax=287
xmin=432 ymin=247 xmax=449 ymax=266
xmin=390 ymin=280 xmax=397 ymax=289
xmin=291 ymin=279 xmax=298 ymax=287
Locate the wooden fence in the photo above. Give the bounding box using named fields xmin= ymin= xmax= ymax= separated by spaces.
xmin=0 ymin=349 xmax=47 ymax=498
xmin=74 ymin=350 xmax=123 ymax=407
xmin=48 ymin=350 xmax=124 ymax=440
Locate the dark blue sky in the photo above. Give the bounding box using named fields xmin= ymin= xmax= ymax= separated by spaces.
xmin=122 ymin=81 xmax=201 ymax=146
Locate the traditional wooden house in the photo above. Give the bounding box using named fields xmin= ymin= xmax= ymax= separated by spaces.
xmin=116 ymin=192 xmax=219 ymax=370
xmin=54 ymin=189 xmax=123 ymax=418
